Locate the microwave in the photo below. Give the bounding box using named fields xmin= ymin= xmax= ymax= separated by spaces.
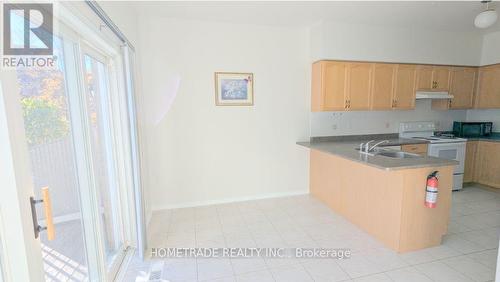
xmin=453 ymin=122 xmax=493 ymax=137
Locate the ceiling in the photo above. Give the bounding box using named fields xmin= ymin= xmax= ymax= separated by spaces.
xmin=131 ymin=1 xmax=500 ymax=33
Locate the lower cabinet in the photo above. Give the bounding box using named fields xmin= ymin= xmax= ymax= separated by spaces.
xmin=464 ymin=141 xmax=477 ymax=183
xmin=475 ymin=141 xmax=500 ymax=188
xmin=464 ymin=141 xmax=500 ymax=188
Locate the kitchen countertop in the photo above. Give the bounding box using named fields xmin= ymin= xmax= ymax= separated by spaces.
xmin=297 ymin=134 xmax=459 ymax=171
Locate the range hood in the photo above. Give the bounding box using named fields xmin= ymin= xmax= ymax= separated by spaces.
xmin=415 ymin=91 xmax=454 ymax=100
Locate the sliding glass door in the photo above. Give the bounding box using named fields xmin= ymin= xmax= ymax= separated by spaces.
xmin=14 ymin=32 xmax=90 ymax=281
xmin=0 ymin=5 xmax=135 ymax=281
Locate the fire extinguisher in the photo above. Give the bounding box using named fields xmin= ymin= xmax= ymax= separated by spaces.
xmin=425 ymin=171 xmax=439 ymax=208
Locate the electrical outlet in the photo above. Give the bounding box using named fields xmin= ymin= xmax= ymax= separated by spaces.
xmin=385 ymin=122 xmax=390 ymax=128
xmin=332 ymin=124 xmax=338 ymax=130
xmin=332 ymin=113 xmax=343 ymax=119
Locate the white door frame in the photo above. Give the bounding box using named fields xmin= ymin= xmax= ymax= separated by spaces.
xmin=78 ymin=42 xmax=131 ymax=280
xmin=0 ymin=71 xmax=44 ymax=282
xmin=62 ymin=24 xmax=106 ymax=280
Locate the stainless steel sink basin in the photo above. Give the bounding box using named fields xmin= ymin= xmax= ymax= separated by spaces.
xmin=376 ymin=150 xmax=421 ymax=159
xmin=356 ymin=148 xmax=422 ymax=159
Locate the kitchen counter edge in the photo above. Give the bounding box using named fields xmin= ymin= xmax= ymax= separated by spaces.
xmin=297 ymin=138 xmax=459 ymax=171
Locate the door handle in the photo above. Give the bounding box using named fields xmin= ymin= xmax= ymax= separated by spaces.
xmin=30 ymin=186 xmax=55 ymax=240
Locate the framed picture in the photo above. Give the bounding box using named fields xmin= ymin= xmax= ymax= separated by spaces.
xmin=215 ymin=72 xmax=254 ymax=106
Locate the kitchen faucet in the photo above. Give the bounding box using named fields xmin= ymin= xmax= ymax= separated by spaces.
xmin=367 ymin=140 xmax=390 ymax=152
xmin=359 ymin=140 xmax=390 ymax=153
xmin=359 ymin=140 xmax=375 ymax=153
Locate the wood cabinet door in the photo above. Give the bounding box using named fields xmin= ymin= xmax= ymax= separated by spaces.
xmin=464 ymin=141 xmax=478 ymax=183
xmin=323 ymin=61 xmax=348 ymax=110
xmin=476 ymin=65 xmax=500 ymax=109
xmin=475 ymin=141 xmax=500 ymax=188
xmin=311 ymin=62 xmax=323 ymax=111
xmin=347 ymin=63 xmax=373 ymax=110
xmin=416 ymin=66 xmax=433 ymax=90
xmin=371 ymin=64 xmax=396 ymax=110
xmin=393 ymin=64 xmax=417 ymax=109
xmin=449 ymin=67 xmax=476 ymax=109
xmin=432 ymin=67 xmax=451 ymax=91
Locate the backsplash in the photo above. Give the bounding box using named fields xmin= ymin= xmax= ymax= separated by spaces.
xmin=310 ymin=100 xmax=467 ymax=137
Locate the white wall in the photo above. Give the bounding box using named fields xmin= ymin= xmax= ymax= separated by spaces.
xmin=311 ymin=21 xmax=483 ymax=66
xmin=138 ymin=17 xmax=310 ymax=210
xmin=311 ymin=100 xmax=467 ymax=137
xmin=480 ymin=31 xmax=500 ymax=66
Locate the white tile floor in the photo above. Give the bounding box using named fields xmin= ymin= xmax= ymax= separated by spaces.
xmin=123 ymin=184 xmax=499 ymax=282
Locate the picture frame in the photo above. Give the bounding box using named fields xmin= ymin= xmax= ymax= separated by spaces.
xmin=214 ymin=72 xmax=254 ymax=106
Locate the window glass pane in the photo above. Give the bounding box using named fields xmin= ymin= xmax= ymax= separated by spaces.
xmin=82 ymin=53 xmax=123 ymax=265
xmin=16 ymin=36 xmax=89 ymax=281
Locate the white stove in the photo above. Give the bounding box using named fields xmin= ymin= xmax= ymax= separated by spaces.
xmin=399 ymin=121 xmax=467 ymax=191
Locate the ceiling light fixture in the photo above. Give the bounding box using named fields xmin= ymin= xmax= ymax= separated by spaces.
xmin=475 ymin=0 xmax=498 ymax=29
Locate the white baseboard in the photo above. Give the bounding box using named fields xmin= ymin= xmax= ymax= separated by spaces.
xmin=151 ymin=190 xmax=310 ymax=212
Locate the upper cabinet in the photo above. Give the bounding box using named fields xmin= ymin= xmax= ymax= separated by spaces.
xmin=311 ymin=60 xmax=500 ymax=112
xmin=347 ymin=63 xmax=373 ymax=110
xmin=371 ymin=64 xmax=396 ymax=110
xmin=450 ymin=67 xmax=477 ymax=109
xmin=312 ymin=61 xmax=416 ymax=111
xmin=312 ymin=61 xmax=373 ymax=111
xmin=370 ymin=64 xmax=416 ymax=110
xmin=312 ymin=61 xmax=347 ymax=111
xmin=393 ymin=64 xmax=417 ymax=110
xmin=416 ymin=66 xmax=451 ymax=91
xmin=415 ymin=66 xmax=433 ymax=90
xmin=433 ymin=67 xmax=452 ymax=91
xmin=475 ymin=64 xmax=500 ymax=109
xmin=432 ymin=67 xmax=477 ymax=110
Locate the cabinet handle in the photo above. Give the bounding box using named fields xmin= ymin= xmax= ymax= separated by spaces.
xmin=449 ymin=100 xmax=452 ymax=108
xmin=345 ymin=100 xmax=350 ymax=109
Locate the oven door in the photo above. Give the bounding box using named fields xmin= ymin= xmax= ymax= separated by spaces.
xmin=427 ymin=142 xmax=466 ymax=174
